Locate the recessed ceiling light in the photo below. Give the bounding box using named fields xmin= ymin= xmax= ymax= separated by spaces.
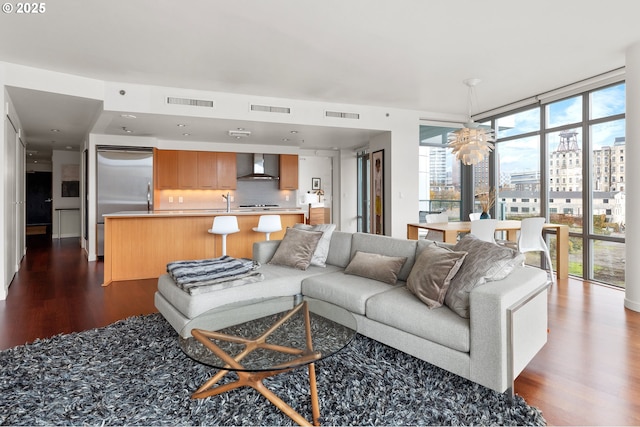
xmin=290 ymin=130 xmax=298 ymax=134
xmin=282 ymin=138 xmax=290 ymax=142
xmin=122 ymin=127 xmax=133 ymax=133
xmin=182 ymin=133 xmax=191 ymax=136
xmin=50 ymin=129 xmax=60 ymax=132
xmin=177 ymin=124 xmax=186 ymax=127
xmin=120 ymin=114 xmax=137 ymax=119
xmin=66 ymin=146 xmax=73 ymax=149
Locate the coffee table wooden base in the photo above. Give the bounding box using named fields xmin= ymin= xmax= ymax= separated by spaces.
xmin=190 ymin=302 xmax=322 ymax=426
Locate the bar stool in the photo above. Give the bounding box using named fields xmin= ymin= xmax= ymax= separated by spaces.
xmin=252 ymin=215 xmax=282 ymax=240
xmin=208 ymin=216 xmax=240 ymax=256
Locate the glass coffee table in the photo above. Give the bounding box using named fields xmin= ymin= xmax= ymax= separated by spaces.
xmin=179 ymin=296 xmax=357 ymax=426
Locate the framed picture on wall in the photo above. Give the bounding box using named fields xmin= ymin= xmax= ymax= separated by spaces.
xmin=371 ymin=149 xmax=384 ymax=235
xmin=311 ymin=177 xmax=321 ymax=190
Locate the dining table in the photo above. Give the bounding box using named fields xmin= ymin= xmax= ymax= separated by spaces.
xmin=407 ymin=220 xmax=569 ymax=280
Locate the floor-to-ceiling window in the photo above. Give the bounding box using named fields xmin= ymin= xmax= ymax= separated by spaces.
xmin=493 ymin=108 xmax=541 ymax=220
xmin=587 ymin=84 xmax=626 ymax=286
xmin=478 ymin=81 xmax=626 ymax=287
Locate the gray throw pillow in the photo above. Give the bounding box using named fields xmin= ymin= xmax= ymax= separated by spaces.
xmin=407 ymin=242 xmax=467 ymax=309
xmin=445 ymin=234 xmax=526 ymax=318
xmin=293 ymin=223 xmax=336 ymax=267
xmin=344 ymin=251 xmax=407 ymax=285
xmin=269 ymin=227 xmax=323 ymax=270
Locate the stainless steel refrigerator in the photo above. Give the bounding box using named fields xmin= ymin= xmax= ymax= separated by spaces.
xmin=96 ymin=147 xmax=153 ymax=257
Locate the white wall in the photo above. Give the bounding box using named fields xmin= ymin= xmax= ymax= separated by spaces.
xmin=625 ymin=43 xmax=640 ymax=312
xmin=387 ymin=114 xmax=420 ymax=237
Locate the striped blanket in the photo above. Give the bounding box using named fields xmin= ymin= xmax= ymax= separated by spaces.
xmin=166 ymin=256 xmax=263 ymax=295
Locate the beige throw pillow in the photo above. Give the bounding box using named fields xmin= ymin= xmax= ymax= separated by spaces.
xmin=407 ymin=242 xmax=467 ymax=309
xmin=269 ymin=227 xmax=323 ymax=270
xmin=344 ymin=251 xmax=407 ymax=285
xmin=293 ymin=223 xmax=336 ymax=267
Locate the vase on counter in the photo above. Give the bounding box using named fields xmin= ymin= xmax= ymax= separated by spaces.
xmin=480 ymin=211 xmax=491 ymax=219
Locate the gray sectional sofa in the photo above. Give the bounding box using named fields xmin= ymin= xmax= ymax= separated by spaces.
xmin=154 ymin=230 xmax=549 ymax=394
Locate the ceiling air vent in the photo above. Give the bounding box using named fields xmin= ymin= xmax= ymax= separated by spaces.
xmin=325 ymin=110 xmax=360 ymax=119
xmin=167 ymin=97 xmax=214 ymax=108
xmin=250 ymin=104 xmax=291 ymax=114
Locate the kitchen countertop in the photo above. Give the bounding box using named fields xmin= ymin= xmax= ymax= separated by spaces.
xmin=103 ymin=208 xmax=304 ymax=218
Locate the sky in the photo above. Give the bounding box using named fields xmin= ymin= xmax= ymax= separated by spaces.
xmin=495 ymin=82 xmax=625 ymax=177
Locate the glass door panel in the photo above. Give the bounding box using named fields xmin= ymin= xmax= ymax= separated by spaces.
xmin=356 ymin=151 xmax=370 ymax=233
xmin=419 ymin=126 xmax=461 ymax=221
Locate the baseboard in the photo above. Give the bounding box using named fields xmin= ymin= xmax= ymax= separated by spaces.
xmin=624 ymin=297 xmax=640 ymax=312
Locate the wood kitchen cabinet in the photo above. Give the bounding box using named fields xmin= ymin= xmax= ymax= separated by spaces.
xmin=178 ymin=151 xmax=198 ymax=188
xmin=155 ymin=149 xmax=236 ymax=190
xmin=197 ymin=151 xmax=217 ymax=188
xmin=279 ymin=154 xmax=298 ymax=190
xmin=216 ymin=152 xmax=237 ymax=189
xmin=154 ymin=149 xmax=179 ymax=189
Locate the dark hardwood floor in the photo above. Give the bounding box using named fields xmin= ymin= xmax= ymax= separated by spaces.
xmin=1 ymin=235 xmax=639 ymax=425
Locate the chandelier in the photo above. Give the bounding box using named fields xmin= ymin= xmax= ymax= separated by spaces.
xmin=448 ymin=78 xmax=495 ymax=165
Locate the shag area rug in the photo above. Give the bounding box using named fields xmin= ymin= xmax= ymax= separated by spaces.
xmin=0 ymin=313 xmax=545 ymax=426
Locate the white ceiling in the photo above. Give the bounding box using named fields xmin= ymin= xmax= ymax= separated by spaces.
xmin=2 ymin=0 xmax=639 ymax=164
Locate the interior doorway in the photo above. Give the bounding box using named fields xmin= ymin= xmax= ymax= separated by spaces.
xmin=26 ymin=171 xmax=52 ymax=235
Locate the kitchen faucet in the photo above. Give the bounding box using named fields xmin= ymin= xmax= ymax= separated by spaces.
xmin=222 ymin=192 xmax=231 ymax=212
xmin=147 ymin=182 xmax=151 ymax=212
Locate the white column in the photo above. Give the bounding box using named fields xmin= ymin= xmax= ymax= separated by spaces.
xmin=625 ymin=42 xmax=640 ymax=311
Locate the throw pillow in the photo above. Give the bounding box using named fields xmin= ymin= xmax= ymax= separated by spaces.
xmin=293 ymin=223 xmax=336 ymax=267
xmin=344 ymin=251 xmax=408 ymax=285
xmin=445 ymin=234 xmax=526 ymax=318
xmin=407 ymin=242 xmax=467 ymax=309
xmin=269 ymin=227 xmax=323 ymax=270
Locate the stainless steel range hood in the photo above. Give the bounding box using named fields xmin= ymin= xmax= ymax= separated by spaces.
xmin=237 ymin=153 xmax=279 ymax=180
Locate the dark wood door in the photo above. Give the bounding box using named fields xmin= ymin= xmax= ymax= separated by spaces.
xmin=26 ymin=171 xmax=52 ymax=225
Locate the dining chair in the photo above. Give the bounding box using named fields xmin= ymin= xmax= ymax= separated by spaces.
xmin=470 ymin=219 xmax=498 ymax=243
xmin=424 ymin=212 xmax=448 ymax=241
xmin=511 ymin=217 xmax=555 ymax=285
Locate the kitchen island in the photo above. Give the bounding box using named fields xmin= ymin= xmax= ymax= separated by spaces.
xmin=102 ymin=209 xmax=305 ymax=286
